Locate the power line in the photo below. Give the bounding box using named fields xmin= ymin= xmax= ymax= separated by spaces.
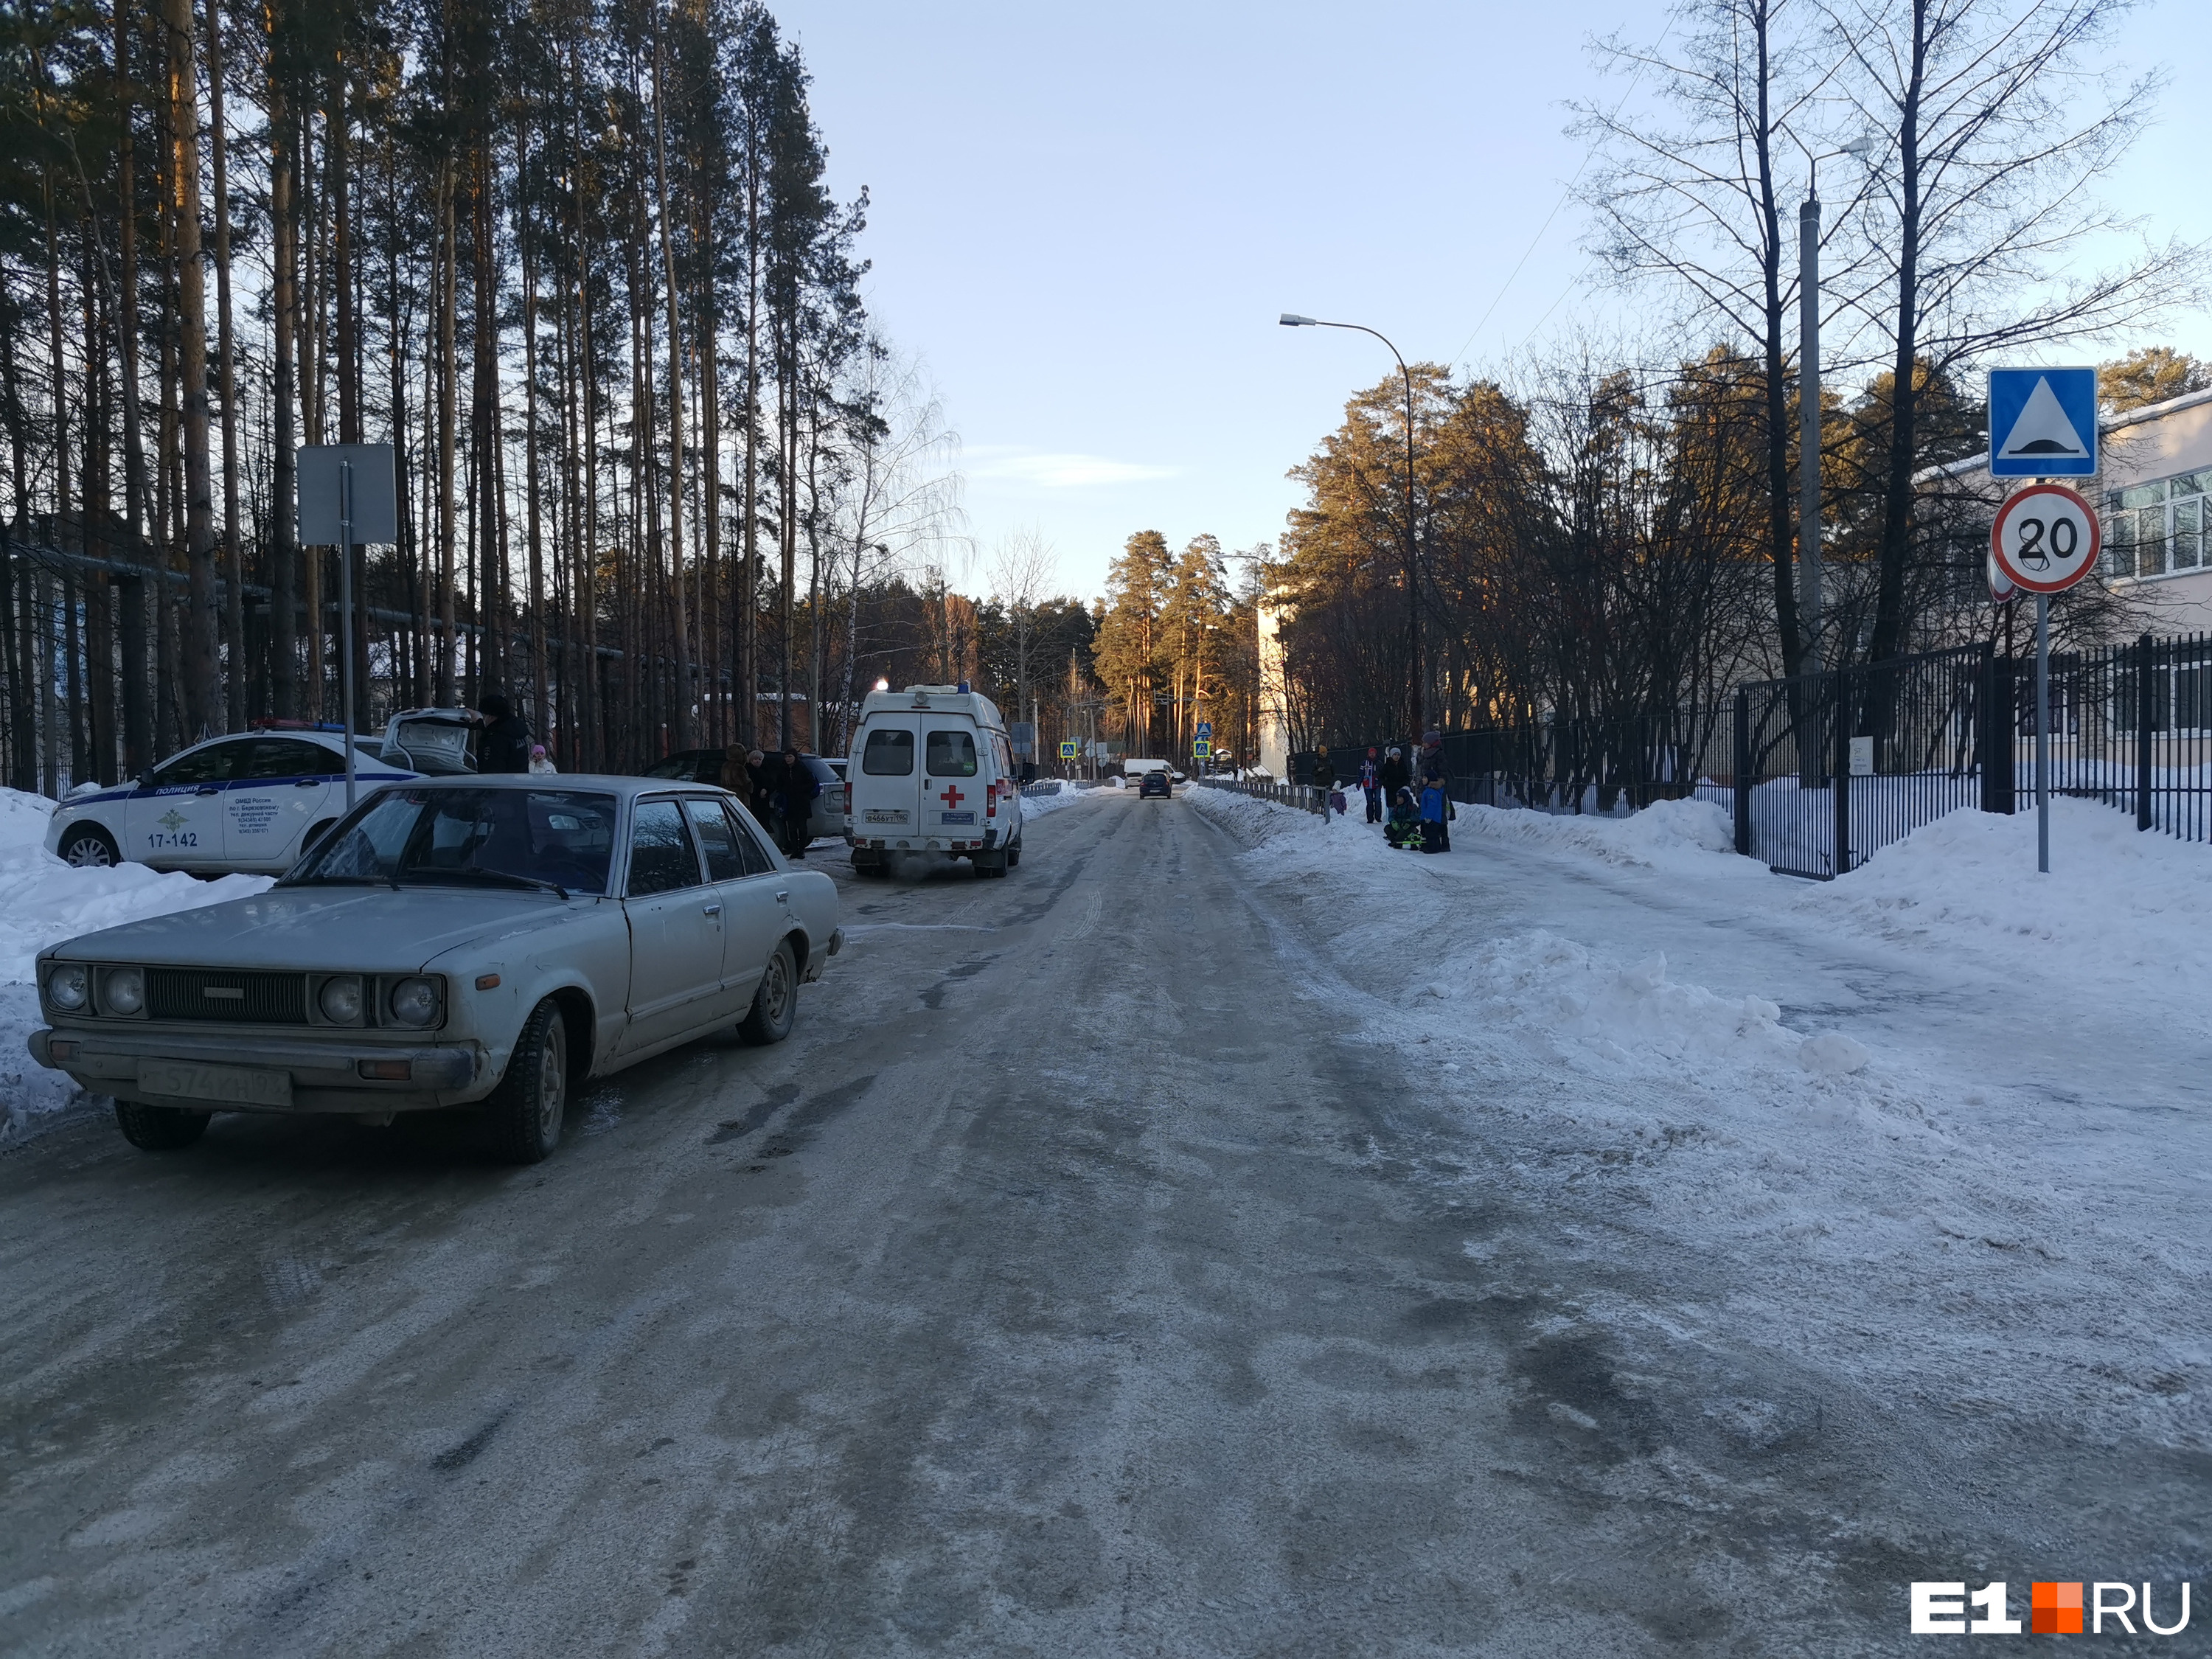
xmin=1449 ymin=19 xmax=1672 ymax=373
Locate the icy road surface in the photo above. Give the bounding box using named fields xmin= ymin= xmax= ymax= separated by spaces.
xmin=2 ymin=785 xmax=2204 ymax=1655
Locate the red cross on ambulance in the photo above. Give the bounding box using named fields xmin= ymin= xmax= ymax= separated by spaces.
xmin=938 ymin=785 xmax=964 ymax=810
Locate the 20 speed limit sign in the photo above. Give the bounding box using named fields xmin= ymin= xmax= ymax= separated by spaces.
xmin=1991 ymin=483 xmax=2100 ymax=594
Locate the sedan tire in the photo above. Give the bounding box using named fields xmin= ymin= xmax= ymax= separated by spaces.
xmin=59 ymin=824 xmax=121 ymax=869
xmin=485 ymin=997 xmax=568 ymax=1164
xmin=739 ymin=941 xmax=798 ymax=1045
xmin=115 ymin=1099 xmax=211 ymax=1150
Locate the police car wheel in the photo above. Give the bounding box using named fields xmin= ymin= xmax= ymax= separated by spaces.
xmin=60 ymin=825 xmax=119 ymax=868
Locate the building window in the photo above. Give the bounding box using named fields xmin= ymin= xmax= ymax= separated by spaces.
xmin=2106 ymin=470 xmax=2209 ymax=581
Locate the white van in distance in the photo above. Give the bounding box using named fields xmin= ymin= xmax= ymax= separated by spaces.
xmin=846 ymin=684 xmax=1026 ymax=878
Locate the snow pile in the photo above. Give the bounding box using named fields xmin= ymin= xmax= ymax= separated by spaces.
xmin=1455 ymin=795 xmax=1753 ymax=875
xmin=1018 ymin=779 xmax=1093 ymax=818
xmin=1196 ymin=778 xmax=2212 ymax=1441
xmin=0 ymin=787 xmax=272 ymax=1147
xmin=1421 ymin=930 xmax=1865 ymax=1079
xmin=1803 ymin=797 xmax=2212 ymax=1018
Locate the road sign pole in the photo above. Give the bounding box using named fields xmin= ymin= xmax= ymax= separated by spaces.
xmin=2036 ymin=591 xmax=2050 ymax=874
xmin=340 ymin=461 xmax=357 ymax=812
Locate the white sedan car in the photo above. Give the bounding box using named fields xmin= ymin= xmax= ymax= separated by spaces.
xmin=46 ymin=727 xmax=417 ymax=874
xmin=29 ymin=776 xmax=842 ymax=1163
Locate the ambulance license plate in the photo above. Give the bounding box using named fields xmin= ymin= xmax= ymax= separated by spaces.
xmin=863 ymin=808 xmax=908 ymax=824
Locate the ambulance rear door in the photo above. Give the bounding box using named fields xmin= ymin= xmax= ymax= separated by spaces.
xmin=852 ymin=716 xmax=922 ymax=845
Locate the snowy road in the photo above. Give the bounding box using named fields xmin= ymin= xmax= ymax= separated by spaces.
xmin=2 ymin=787 xmax=2204 ymax=1654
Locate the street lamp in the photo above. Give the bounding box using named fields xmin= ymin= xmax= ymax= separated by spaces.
xmin=1787 ymin=133 xmax=1875 ymax=659
xmin=1281 ymin=313 xmax=1425 ymax=740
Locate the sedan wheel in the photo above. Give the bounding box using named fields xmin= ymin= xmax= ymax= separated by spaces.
xmin=60 ymin=826 xmax=119 ymax=869
xmin=739 ymin=941 xmax=798 ymax=1045
xmin=487 ymin=998 xmax=568 ymax=1164
xmin=114 ymin=1099 xmax=210 ymax=1150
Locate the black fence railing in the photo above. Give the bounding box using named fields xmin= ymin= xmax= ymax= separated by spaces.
xmin=1727 ymin=632 xmax=2210 ymax=878
xmin=1294 ymin=709 xmax=1730 ymax=817
xmin=1196 ymin=775 xmax=1328 ymax=815
xmin=1272 ymin=632 xmax=2208 ymax=880
xmin=2038 ymin=631 xmax=2212 ymax=844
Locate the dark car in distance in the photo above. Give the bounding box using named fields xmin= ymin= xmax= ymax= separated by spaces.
xmin=1138 ymin=770 xmax=1172 ymax=799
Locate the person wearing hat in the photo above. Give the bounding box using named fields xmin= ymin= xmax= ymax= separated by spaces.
xmin=1419 ymin=731 xmax=1451 ymax=851
xmin=1385 ymin=785 xmax=1422 ymax=849
xmin=1358 ymin=747 xmax=1383 ymax=824
xmin=527 ymin=744 xmax=558 ymax=775
xmin=476 ymin=691 xmax=532 ymax=773
xmin=1379 ymin=745 xmax=1409 ymax=799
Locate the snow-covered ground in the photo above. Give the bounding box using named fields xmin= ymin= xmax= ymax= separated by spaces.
xmin=1018 ymin=779 xmax=1091 ymax=818
xmin=1189 ymin=782 xmax=2212 ymax=1450
xmin=0 ymin=788 xmax=272 ymax=1148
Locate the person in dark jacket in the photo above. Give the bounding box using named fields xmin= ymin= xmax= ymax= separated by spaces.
xmin=1379 ymin=745 xmax=1409 ymax=797
xmin=476 ymin=692 xmax=532 ymax=773
xmin=776 ymin=748 xmax=820 ymax=856
xmin=1359 ymin=748 xmax=1383 ymax=823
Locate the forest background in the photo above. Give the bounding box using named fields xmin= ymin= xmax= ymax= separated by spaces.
xmin=0 ymin=0 xmax=1128 ymax=792
xmin=0 ymin=0 xmax=2206 ymax=793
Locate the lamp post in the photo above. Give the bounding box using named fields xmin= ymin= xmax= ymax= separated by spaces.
xmin=1786 ymin=134 xmax=1874 ymax=659
xmin=1281 ymin=313 xmax=1423 ymax=740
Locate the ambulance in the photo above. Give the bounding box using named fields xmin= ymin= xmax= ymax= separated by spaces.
xmin=845 ymin=684 xmax=1026 ymax=877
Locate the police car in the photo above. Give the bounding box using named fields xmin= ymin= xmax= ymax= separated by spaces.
xmin=46 ymin=726 xmax=421 ymax=876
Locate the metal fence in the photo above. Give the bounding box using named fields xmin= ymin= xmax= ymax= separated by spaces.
xmin=1726 ymin=632 xmax=2211 ymax=878
xmin=1195 ymin=775 xmax=1329 ymax=815
xmin=1295 ymin=709 xmax=1730 ymax=818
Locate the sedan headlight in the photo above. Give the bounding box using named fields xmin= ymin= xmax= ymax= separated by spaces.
xmin=103 ymin=966 xmax=146 ymax=1017
xmin=318 ymin=975 xmax=365 ymax=1025
xmin=46 ymin=962 xmax=88 ymax=1012
xmin=387 ymin=975 xmax=442 ymax=1028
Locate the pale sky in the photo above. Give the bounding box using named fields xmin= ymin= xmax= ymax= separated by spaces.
xmin=777 ymin=0 xmax=2212 ymax=603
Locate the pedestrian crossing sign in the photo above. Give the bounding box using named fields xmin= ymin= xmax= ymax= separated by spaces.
xmin=1989 ymin=366 xmax=2098 ymax=478
xmin=1193 ymin=740 xmax=1211 ymax=758
xmin=1059 ymin=741 xmax=1078 ymax=759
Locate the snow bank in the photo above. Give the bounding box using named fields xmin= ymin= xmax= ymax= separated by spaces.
xmin=1799 ymin=798 xmax=2212 ymax=1021
xmin=1018 ymin=779 xmax=1093 ymax=819
xmin=1419 ymin=931 xmax=1864 ymax=1079
xmin=1454 ymin=795 xmax=1750 ymax=876
xmin=1194 ymin=779 xmax=2212 ymax=1441
xmin=0 ymin=787 xmax=273 ymax=1147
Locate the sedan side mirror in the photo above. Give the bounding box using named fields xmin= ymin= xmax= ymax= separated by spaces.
xmin=302 ymin=821 xmax=337 ymax=852
xmin=136 ymin=770 xmax=153 ymax=789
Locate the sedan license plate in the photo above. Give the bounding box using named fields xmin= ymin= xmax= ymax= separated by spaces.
xmin=136 ymin=1059 xmax=293 ymax=1109
xmin=863 ymin=808 xmax=908 ymax=824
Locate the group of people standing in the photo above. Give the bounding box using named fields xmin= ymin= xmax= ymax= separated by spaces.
xmin=1352 ymin=734 xmax=1453 ymax=855
xmin=719 ymin=745 xmax=823 ymax=857
xmin=474 ymin=692 xmax=557 ymax=775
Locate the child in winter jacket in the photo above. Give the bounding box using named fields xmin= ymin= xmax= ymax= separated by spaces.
xmin=1419 ymin=779 xmax=1449 ymax=854
xmin=1385 ymin=787 xmax=1423 ymax=849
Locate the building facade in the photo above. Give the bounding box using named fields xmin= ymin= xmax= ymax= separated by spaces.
xmin=2100 ymin=387 xmax=2212 ymax=633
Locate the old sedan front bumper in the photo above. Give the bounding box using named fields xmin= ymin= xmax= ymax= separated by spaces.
xmin=29 ymin=1026 xmax=487 ymax=1114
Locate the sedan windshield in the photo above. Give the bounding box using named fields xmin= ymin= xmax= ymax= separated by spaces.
xmin=284 ymin=788 xmax=618 ymax=895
